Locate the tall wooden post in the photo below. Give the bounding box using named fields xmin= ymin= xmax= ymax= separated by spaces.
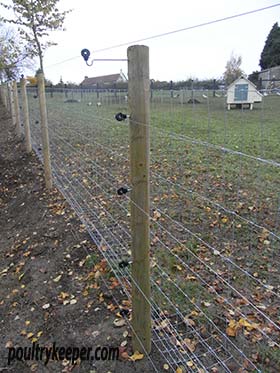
xmin=12 ymin=80 xmax=21 ymax=138
xmin=20 ymin=77 xmax=32 ymax=153
xmin=128 ymin=45 xmax=151 ymax=354
xmin=37 ymin=71 xmax=53 ymax=190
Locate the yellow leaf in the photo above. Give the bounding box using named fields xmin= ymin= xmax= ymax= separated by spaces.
xmin=27 ymin=332 xmax=34 ymax=339
xmin=176 ymin=368 xmax=183 ymax=373
xmin=59 ymin=292 xmax=69 ymax=299
xmin=20 ymin=329 xmax=27 ymax=336
xmin=129 ymin=351 xmax=144 ymax=361
xmin=163 ymin=363 xmax=169 ymax=370
xmin=228 ymin=319 xmax=237 ymax=328
xmin=238 ymin=318 xmax=251 ymax=328
xmin=53 ymin=274 xmax=62 ymax=283
xmin=187 ymin=361 xmax=194 ymax=367
xmin=25 ymin=320 xmax=30 ymax=326
xmin=221 ymin=217 xmax=228 ymax=223
xmin=37 ymin=331 xmax=43 ymax=337
xmin=31 ymin=337 xmax=38 ymax=343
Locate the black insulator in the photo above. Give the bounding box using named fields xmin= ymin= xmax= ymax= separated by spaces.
xmin=115 ymin=112 xmax=127 ymax=122
xmin=120 ymin=309 xmax=130 ymax=317
xmin=117 ymin=187 xmax=128 ymax=196
xmin=81 ymin=48 xmax=91 ymax=62
xmin=119 ymin=260 xmax=129 ymax=268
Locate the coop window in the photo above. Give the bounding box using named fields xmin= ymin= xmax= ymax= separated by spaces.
xmin=234 ymin=84 xmax=248 ymax=101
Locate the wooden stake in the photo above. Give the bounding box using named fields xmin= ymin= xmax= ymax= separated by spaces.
xmin=12 ymin=80 xmax=21 ymax=138
xmin=9 ymin=82 xmax=16 ymax=129
xmin=128 ymin=45 xmax=151 ymax=354
xmin=20 ymin=77 xmax=32 ymax=153
xmin=3 ymin=84 xmax=8 ymax=108
xmin=37 ymin=71 xmax=53 ymax=190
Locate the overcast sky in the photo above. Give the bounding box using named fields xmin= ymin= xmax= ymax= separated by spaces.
xmin=27 ymin=0 xmax=280 ymax=84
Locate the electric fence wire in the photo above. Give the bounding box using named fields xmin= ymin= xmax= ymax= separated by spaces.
xmin=45 ymin=3 xmax=280 ymax=68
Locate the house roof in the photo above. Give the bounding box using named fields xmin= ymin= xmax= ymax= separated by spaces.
xmin=81 ymin=73 xmax=122 ymax=86
xmin=227 ymin=75 xmax=257 ymax=90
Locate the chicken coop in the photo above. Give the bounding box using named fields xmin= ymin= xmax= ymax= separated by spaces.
xmin=227 ymin=76 xmax=263 ymax=110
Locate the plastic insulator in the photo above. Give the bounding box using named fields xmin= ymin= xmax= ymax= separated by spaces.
xmin=115 ymin=112 xmax=127 ymax=122
xmin=119 ymin=260 xmax=129 ymax=268
xmin=117 ymin=187 xmax=128 ymax=196
xmin=81 ymin=48 xmax=90 ymax=62
xmin=120 ymin=309 xmax=130 ymax=317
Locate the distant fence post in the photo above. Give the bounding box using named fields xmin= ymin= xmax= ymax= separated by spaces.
xmin=128 ymin=45 xmax=151 ymax=354
xmin=0 ymin=84 xmax=5 ymax=106
xmin=37 ymin=71 xmax=53 ymax=190
xmin=20 ymin=77 xmax=32 ymax=153
xmin=9 ymin=82 xmax=16 ymax=130
xmin=12 ymin=80 xmax=21 ymax=138
xmin=3 ymin=84 xmax=8 ymax=109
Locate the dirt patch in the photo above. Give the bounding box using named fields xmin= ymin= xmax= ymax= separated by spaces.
xmin=0 ymin=103 xmax=162 ymax=372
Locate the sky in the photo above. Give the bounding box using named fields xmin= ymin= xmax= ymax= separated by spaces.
xmin=5 ymin=0 xmax=280 ymax=84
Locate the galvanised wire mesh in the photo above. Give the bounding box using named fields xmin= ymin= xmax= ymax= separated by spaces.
xmin=25 ymin=85 xmax=280 ymax=372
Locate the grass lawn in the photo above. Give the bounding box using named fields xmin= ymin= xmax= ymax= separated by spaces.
xmin=26 ymin=88 xmax=280 ymax=371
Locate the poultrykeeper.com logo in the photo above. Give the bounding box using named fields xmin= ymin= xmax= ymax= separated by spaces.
xmin=7 ymin=342 xmax=119 ymax=365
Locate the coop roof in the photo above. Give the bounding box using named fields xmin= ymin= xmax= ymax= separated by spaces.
xmin=227 ymin=75 xmax=257 ymax=89
xmin=81 ymin=74 xmax=122 ymax=86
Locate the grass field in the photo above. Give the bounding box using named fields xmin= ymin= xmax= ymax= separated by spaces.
xmin=26 ymin=88 xmax=280 ymax=371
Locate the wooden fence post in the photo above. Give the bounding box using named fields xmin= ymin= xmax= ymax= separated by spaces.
xmin=37 ymin=71 xmax=53 ymax=190
xmin=9 ymin=82 xmax=16 ymax=128
xmin=20 ymin=77 xmax=32 ymax=153
xmin=12 ymin=80 xmax=21 ymax=138
xmin=0 ymin=85 xmax=4 ymax=105
xmin=7 ymin=83 xmax=12 ymax=112
xmin=128 ymin=45 xmax=151 ymax=354
xmin=3 ymin=84 xmax=8 ymax=109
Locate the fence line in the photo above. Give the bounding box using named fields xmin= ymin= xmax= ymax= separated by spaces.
xmin=1 ymin=63 xmax=279 ymax=371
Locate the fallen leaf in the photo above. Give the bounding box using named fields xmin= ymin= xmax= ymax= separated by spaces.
xmin=5 ymin=341 xmax=13 ymax=348
xmin=113 ymin=319 xmax=126 ymax=328
xmin=18 ymin=273 xmax=25 ymax=281
xmin=129 ymin=351 xmax=144 ymax=361
xmin=53 ymin=274 xmax=62 ymax=283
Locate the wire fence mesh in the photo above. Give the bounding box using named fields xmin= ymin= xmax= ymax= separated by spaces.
xmin=14 ymin=84 xmax=280 ymax=372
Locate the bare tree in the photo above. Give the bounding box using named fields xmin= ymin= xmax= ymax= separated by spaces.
xmin=0 ymin=0 xmax=71 ymax=73
xmin=0 ymin=24 xmax=32 ymax=81
xmin=223 ymin=53 xmax=244 ymax=86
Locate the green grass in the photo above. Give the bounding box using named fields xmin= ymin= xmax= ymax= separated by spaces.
xmin=27 ymin=89 xmax=280 ymax=371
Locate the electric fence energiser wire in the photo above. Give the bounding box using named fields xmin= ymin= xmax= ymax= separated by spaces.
xmin=45 ymin=3 xmax=280 ymax=68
